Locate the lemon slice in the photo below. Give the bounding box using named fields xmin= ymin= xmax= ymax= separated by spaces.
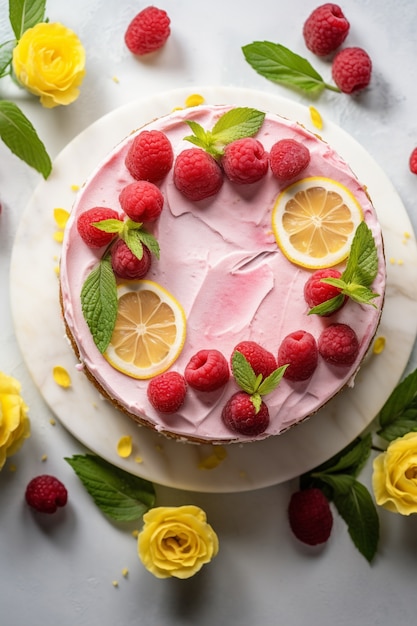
xmin=272 ymin=176 xmax=363 ymax=269
xmin=105 ymin=280 xmax=186 ymax=379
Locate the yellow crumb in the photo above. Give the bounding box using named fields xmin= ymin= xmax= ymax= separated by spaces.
xmin=53 ymin=208 xmax=70 ymax=228
xmin=185 ymin=93 xmax=205 ymax=107
xmin=198 ymin=446 xmax=227 ymax=469
xmin=154 ymin=444 xmax=163 ymax=453
xmin=52 ymin=365 xmax=72 ymax=388
xmin=132 ymin=529 xmax=139 ymax=539
xmin=134 ymin=455 xmax=143 ymax=464
xmin=117 ymin=435 xmax=132 ymax=458
xmin=397 ymin=259 xmax=404 ymax=265
xmin=54 ymin=265 xmax=60 ymax=276
xmin=112 ymin=76 xmax=120 ymax=84
xmin=71 ymin=184 xmax=80 ymax=192
xmin=373 ymin=336 xmax=386 ymax=355
xmin=404 ymin=231 xmax=411 ymax=239
xmin=309 ymin=106 xmax=323 ymax=130
xmin=112 ymin=581 xmax=119 ymax=588
xmin=41 ymin=454 xmax=47 ymax=462
xmin=9 ymin=464 xmax=17 ymax=473
xmin=122 ymin=568 xmax=129 ymax=578
xmin=49 ymin=418 xmax=56 ymax=426
xmin=53 ymin=231 xmax=64 ymax=243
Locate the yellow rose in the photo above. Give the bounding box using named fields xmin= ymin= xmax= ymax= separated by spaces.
xmin=12 ymin=22 xmax=86 ymax=109
xmin=0 ymin=372 xmax=30 ymax=469
xmin=138 ymin=505 xmax=219 ymax=579
xmin=372 ymin=431 xmax=417 ymax=515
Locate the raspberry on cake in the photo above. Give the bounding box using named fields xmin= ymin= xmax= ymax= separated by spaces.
xmin=119 ymin=181 xmax=164 ymax=222
xmin=111 ymin=239 xmax=152 ymax=279
xmin=60 ymin=104 xmax=386 ymax=444
xmin=77 ymin=207 xmax=122 ymax=248
xmin=269 ymin=139 xmax=310 ymax=181
xmin=222 ymin=138 xmax=269 ymax=184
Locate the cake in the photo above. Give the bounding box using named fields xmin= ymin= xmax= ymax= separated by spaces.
xmin=59 ymin=103 xmax=386 ymax=444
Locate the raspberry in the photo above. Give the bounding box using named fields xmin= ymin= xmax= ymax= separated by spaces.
xmin=119 ymin=181 xmax=164 ymax=223
xmin=222 ymin=391 xmax=269 ymax=437
xmin=331 ymin=47 xmax=372 ymax=94
xmin=125 ymin=130 xmax=173 ymax=183
xmin=304 ymin=268 xmax=346 ymax=313
xmin=173 ymin=148 xmax=223 ymax=201
xmin=77 ymin=207 xmax=121 ymax=248
xmin=222 ymin=138 xmax=269 ymax=184
xmin=124 ymin=6 xmax=170 ymax=56
xmin=25 ymin=475 xmax=68 ymax=514
xmin=184 ymin=349 xmax=229 ymax=392
xmin=147 ymin=371 xmax=187 ymax=413
xmin=288 ymin=488 xmax=333 ymax=545
xmin=303 ymin=4 xmax=350 ymax=56
xmin=232 ymin=341 xmax=277 ymax=379
xmin=111 ymin=239 xmax=151 ymax=279
xmin=318 ymin=323 xmax=359 ymax=366
xmin=409 ymin=148 xmax=417 ymax=175
xmin=269 ymin=139 xmax=310 ymax=181
xmin=277 ymin=330 xmax=318 ymax=381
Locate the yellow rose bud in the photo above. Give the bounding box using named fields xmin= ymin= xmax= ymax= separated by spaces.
xmin=12 ymin=22 xmax=86 ymax=109
xmin=0 ymin=372 xmax=30 ymax=469
xmin=138 ymin=505 xmax=219 ymax=579
xmin=372 ymin=431 xmax=417 ymax=515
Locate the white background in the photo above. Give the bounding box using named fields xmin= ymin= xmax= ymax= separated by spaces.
xmin=1 ymin=1 xmax=417 ymax=624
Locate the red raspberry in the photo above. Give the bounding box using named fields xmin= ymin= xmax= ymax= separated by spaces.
xmin=303 ymin=3 xmax=350 ymax=56
xmin=232 ymin=341 xmax=277 ymax=379
xmin=304 ymin=268 xmax=346 ymax=313
xmin=147 ymin=371 xmax=187 ymax=413
xmin=277 ymin=330 xmax=318 ymax=381
xmin=111 ymin=239 xmax=151 ymax=279
xmin=318 ymin=322 xmax=359 ymax=366
xmin=269 ymin=139 xmax=310 ymax=182
xmin=409 ymin=148 xmax=417 ymax=175
xmin=184 ymin=349 xmax=229 ymax=392
xmin=25 ymin=475 xmax=68 ymax=514
xmin=77 ymin=207 xmax=121 ymax=248
xmin=332 ymin=47 xmax=372 ymax=94
xmin=119 ymin=181 xmax=164 ymax=223
xmin=125 ymin=130 xmax=173 ymax=183
xmin=173 ymin=148 xmax=223 ymax=201
xmin=124 ymin=6 xmax=170 ymax=56
xmin=222 ymin=138 xmax=269 ymax=184
xmin=222 ymin=391 xmax=269 ymax=437
xmin=288 ymin=488 xmax=333 ymax=545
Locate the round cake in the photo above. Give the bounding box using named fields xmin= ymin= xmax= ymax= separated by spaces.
xmin=59 ymin=103 xmax=386 ymax=444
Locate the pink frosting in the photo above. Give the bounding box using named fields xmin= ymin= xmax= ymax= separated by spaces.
xmin=60 ymin=105 xmax=386 ymax=443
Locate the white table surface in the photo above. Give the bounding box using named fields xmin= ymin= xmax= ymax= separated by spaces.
xmin=2 ymin=1 xmax=417 ymax=624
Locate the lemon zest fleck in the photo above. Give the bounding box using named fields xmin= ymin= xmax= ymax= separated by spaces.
xmin=309 ymin=106 xmax=323 ymax=130
xmin=53 ymin=231 xmax=64 ymax=243
xmin=373 ymin=336 xmax=386 ymax=354
xmin=53 ymin=365 xmax=72 ymax=388
xmin=71 ymin=184 xmax=80 ymax=192
xmin=185 ymin=93 xmax=205 ymax=107
xmin=117 ymin=435 xmax=133 ymax=458
xmin=53 ymin=208 xmax=70 ymax=228
xmin=198 ymin=446 xmax=227 ymax=469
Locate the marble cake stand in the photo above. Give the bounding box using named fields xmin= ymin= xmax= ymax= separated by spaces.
xmin=10 ymin=86 xmax=417 ymax=492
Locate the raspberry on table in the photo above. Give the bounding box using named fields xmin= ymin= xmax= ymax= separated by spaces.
xmin=25 ymin=475 xmax=68 ymax=514
xmin=124 ymin=6 xmax=171 ymax=56
xmin=111 ymin=239 xmax=152 ymax=279
xmin=409 ymin=148 xmax=417 ymax=175
xmin=232 ymin=341 xmax=277 ymax=379
xmin=277 ymin=330 xmax=318 ymax=381
xmin=173 ymin=148 xmax=223 ymax=201
xmin=125 ymin=130 xmax=173 ymax=183
xmin=184 ymin=349 xmax=230 ymax=392
xmin=304 ymin=268 xmax=346 ymax=313
xmin=318 ymin=322 xmax=359 ymax=366
xmin=119 ymin=181 xmax=164 ymax=223
xmin=288 ymin=488 xmax=333 ymax=546
xmin=269 ymin=139 xmax=310 ymax=182
xmin=147 ymin=371 xmax=187 ymax=413
xmin=303 ymin=3 xmax=350 ymax=56
xmin=222 ymin=391 xmax=270 ymax=437
xmin=331 ymin=47 xmax=372 ymax=94
xmin=77 ymin=207 xmax=121 ymax=248
xmin=222 ymin=138 xmax=269 ymax=184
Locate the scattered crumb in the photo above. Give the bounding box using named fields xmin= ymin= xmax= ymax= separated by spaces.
xmin=198 ymin=446 xmax=227 ymax=470
xmin=9 ymin=463 xmax=17 ymax=473
xmin=154 ymin=444 xmax=163 ymax=453
xmin=397 ymin=259 xmax=404 ymax=265
xmin=52 ymin=365 xmax=72 ymax=388
xmin=71 ymin=184 xmax=80 ymax=192
xmin=117 ymin=435 xmax=133 ymax=458
xmin=53 ymin=208 xmax=70 ymax=228
xmin=185 ymin=93 xmax=205 ymax=107
xmin=112 ymin=581 xmax=119 ymax=588
xmin=309 ymin=105 xmax=323 ymax=130
xmin=122 ymin=568 xmax=129 ymax=578
xmin=54 ymin=265 xmax=60 ymax=275
xmin=53 ymin=231 xmax=64 ymax=243
xmin=373 ymin=336 xmax=386 ymax=354
xmin=389 ymin=257 xmax=404 ymax=265
xmin=132 ymin=529 xmax=139 ymax=539
xmin=134 ymin=455 xmax=143 ymax=464
xmin=112 ymin=76 xmax=120 ymax=84
xmin=49 ymin=418 xmax=56 ymax=426
xmin=41 ymin=454 xmax=47 ymax=462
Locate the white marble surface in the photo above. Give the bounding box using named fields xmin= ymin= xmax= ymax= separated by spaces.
xmin=2 ymin=1 xmax=417 ymax=624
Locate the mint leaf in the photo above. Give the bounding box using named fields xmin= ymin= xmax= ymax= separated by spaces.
xmin=65 ymin=454 xmax=155 ymax=521
xmin=378 ymin=419 xmax=417 ymax=442
xmin=81 ymin=257 xmax=118 ymax=353
xmin=231 ymin=350 xmax=257 ymax=394
xmin=0 ymin=100 xmax=52 ymax=177
xmin=317 ymin=433 xmax=372 ymax=478
xmin=121 ymin=223 xmax=160 ymax=261
xmin=242 ymin=41 xmax=340 ymax=94
xmin=0 ymin=40 xmax=15 ymax=77
xmin=9 ymin=0 xmax=46 ymax=39
xmin=342 ymin=221 xmax=378 ymax=287
xmin=93 ymin=218 xmax=124 ymax=234
xmin=257 ymin=364 xmax=288 ymax=396
xmin=308 ymin=293 xmax=346 ymax=316
xmin=377 ymin=368 xmax=417 ymax=441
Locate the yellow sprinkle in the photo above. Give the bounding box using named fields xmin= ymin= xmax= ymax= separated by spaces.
xmin=53 ymin=231 xmax=64 ymax=243
xmin=397 ymin=259 xmax=404 ymax=265
xmin=389 ymin=257 xmax=396 ymax=264
xmin=132 ymin=529 xmax=139 ymax=539
xmin=112 ymin=581 xmax=119 ymax=588
xmin=53 ymin=208 xmax=70 ymax=228
xmin=309 ymin=106 xmax=323 ymax=130
xmin=122 ymin=568 xmax=129 ymax=578
xmin=185 ymin=93 xmax=205 ymax=107
xmin=117 ymin=435 xmax=133 ymax=458
xmin=134 ymin=455 xmax=143 ymax=464
xmin=54 ymin=265 xmax=60 ymax=276
xmin=171 ymin=105 xmax=184 ymax=111
xmin=71 ymin=184 xmax=80 ymax=192
xmin=41 ymin=454 xmax=47 ymax=462
xmin=112 ymin=76 xmax=120 ymax=84
xmin=373 ymin=336 xmax=386 ymax=354
xmin=52 ymin=365 xmax=72 ymax=388
xmin=49 ymin=418 xmax=56 ymax=426
xmin=198 ymin=446 xmax=227 ymax=469
xmin=9 ymin=463 xmax=17 ymax=473
xmin=404 ymin=231 xmax=411 ymax=239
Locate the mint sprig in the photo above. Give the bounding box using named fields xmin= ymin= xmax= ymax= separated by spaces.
xmin=300 ymin=434 xmax=379 ymax=563
xmin=94 ymin=217 xmax=160 ymax=260
xmin=65 ymin=454 xmax=156 ymax=522
xmin=231 ymin=350 xmax=287 ymax=413
xmin=377 ymin=368 xmax=417 ymax=442
xmin=81 ymin=256 xmax=118 ymax=353
xmin=184 ymin=107 xmax=265 ymax=157
xmin=242 ymin=41 xmax=340 ymax=95
xmin=309 ymin=222 xmax=380 ymax=316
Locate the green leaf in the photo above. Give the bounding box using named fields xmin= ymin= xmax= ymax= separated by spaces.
xmin=231 ymin=350 xmax=257 ymax=394
xmin=319 ymin=433 xmax=372 ymax=478
xmin=136 ymin=229 xmax=160 ymax=259
xmin=0 ymin=100 xmax=52 ymax=177
xmin=242 ymin=41 xmax=340 ymax=94
xmin=65 ymin=454 xmax=155 ymax=522
xmin=9 ymin=0 xmax=46 ymax=39
xmin=0 ymin=40 xmax=16 ymax=77
xmin=308 ymin=293 xmax=346 ymax=316
xmin=257 ymin=364 xmax=288 ymax=396
xmin=121 ymin=226 xmax=161 ymax=261
xmin=378 ymin=420 xmax=417 ymax=443
xmin=342 ymin=221 xmax=378 ymax=287
xmin=93 ymin=218 xmax=124 ymax=234
xmin=81 ymin=257 xmax=118 ymax=353
xmin=378 ymin=368 xmax=417 ymax=429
